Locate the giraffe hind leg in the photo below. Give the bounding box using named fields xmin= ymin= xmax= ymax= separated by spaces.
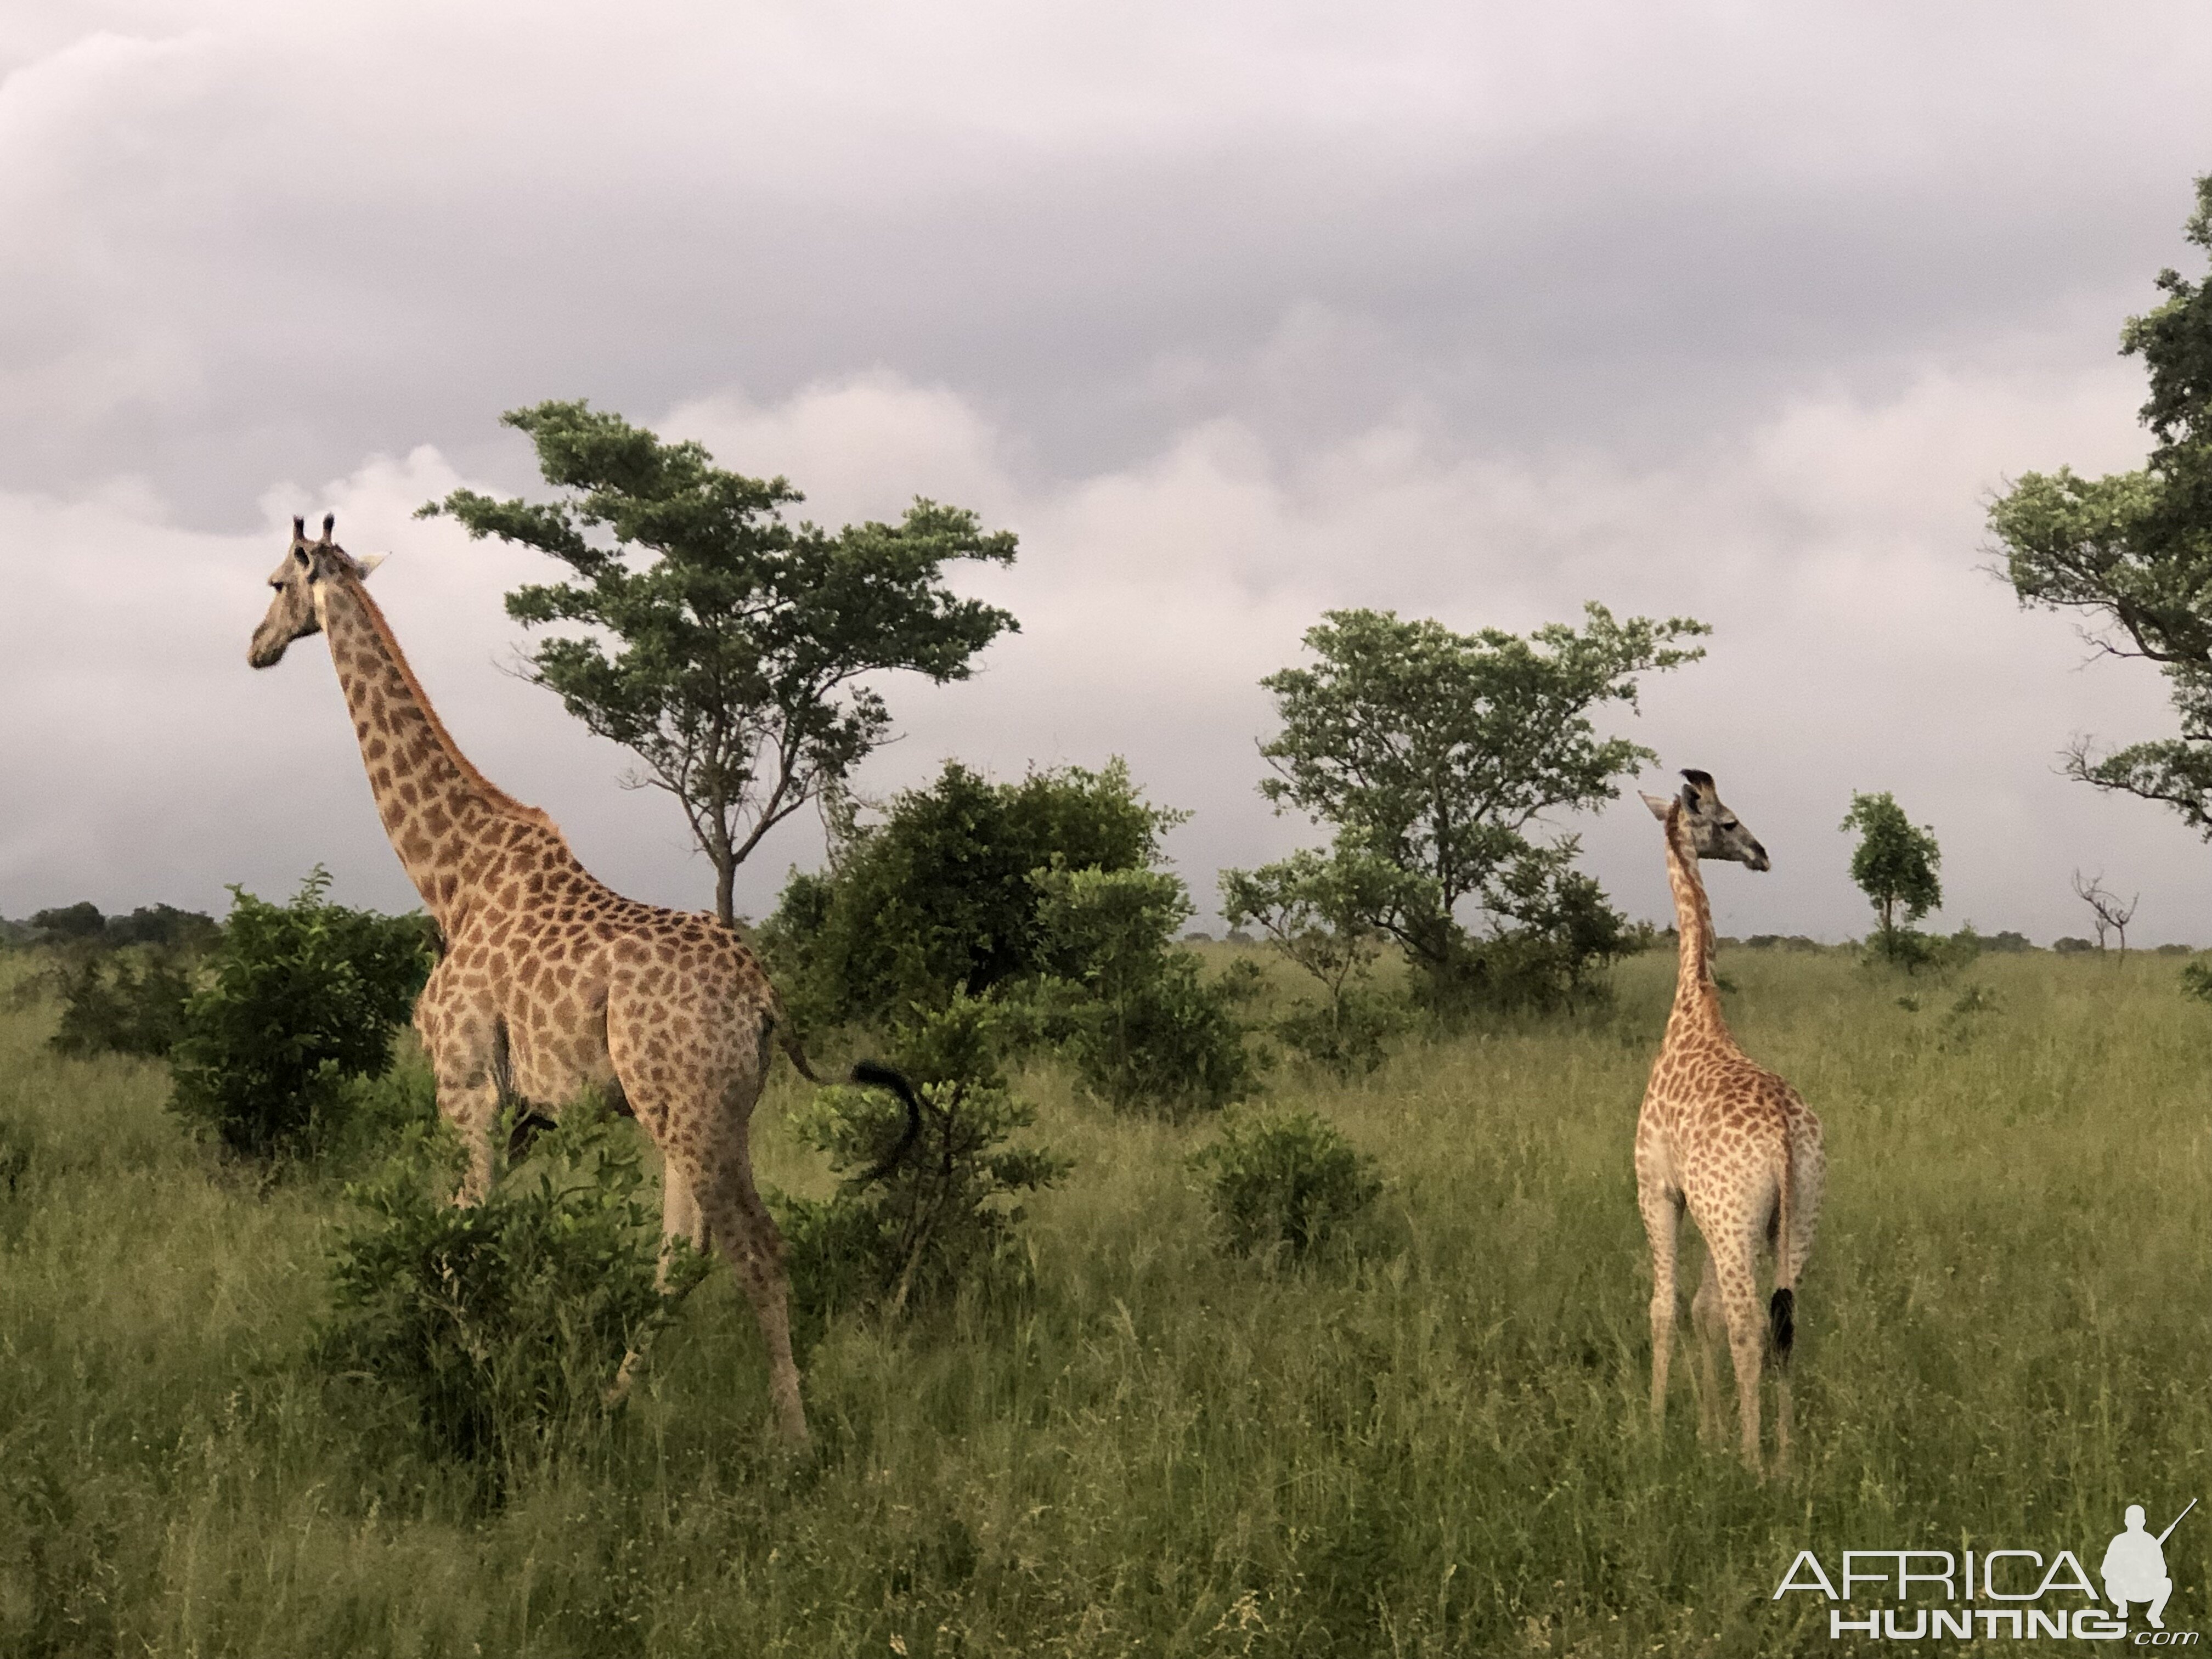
xmin=695 ymin=1152 xmax=809 ymax=1444
xmin=1709 ymin=1243 xmax=1768 ymax=1471
xmin=1691 ymin=1249 xmax=1726 ymax=1444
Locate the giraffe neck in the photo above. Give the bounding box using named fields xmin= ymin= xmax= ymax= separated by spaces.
xmin=1662 ymin=803 xmax=1726 ymax=1036
xmin=315 ymin=573 xmax=551 ymax=926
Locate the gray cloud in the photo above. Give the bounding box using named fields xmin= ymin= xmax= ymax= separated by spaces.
xmin=7 ymin=3 xmax=2212 ymax=946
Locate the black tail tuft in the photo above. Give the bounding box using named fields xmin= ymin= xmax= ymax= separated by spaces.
xmin=849 ymin=1060 xmax=923 ymax=1182
xmin=1768 ymin=1288 xmax=1796 ymax=1366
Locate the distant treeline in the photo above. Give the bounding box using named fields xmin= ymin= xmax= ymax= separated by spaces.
xmin=2 ymin=902 xmax=221 ymax=951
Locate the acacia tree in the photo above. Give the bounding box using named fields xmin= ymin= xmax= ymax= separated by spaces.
xmin=425 ymin=400 xmax=1018 ymax=925
xmin=1839 ymin=791 xmax=1942 ymax=958
xmin=1991 ymin=175 xmax=2212 ymax=831
xmin=1230 ymin=603 xmax=1708 ymax=1011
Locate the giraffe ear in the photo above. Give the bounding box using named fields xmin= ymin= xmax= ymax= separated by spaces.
xmin=356 ymin=552 xmax=387 ymax=578
xmin=1640 ymin=791 xmax=1673 ymax=822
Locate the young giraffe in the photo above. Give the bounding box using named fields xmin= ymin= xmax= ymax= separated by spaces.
xmin=1635 ymin=770 xmax=1824 ymax=1472
xmin=249 ymin=514 xmax=918 ymax=1444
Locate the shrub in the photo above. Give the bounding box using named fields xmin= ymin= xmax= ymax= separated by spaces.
xmin=1269 ymin=987 xmax=1404 ymax=1079
xmin=48 ymin=951 xmax=196 ymax=1060
xmin=1861 ymin=924 xmax=1979 ymax=977
xmin=315 ymin=1109 xmax=701 ymax=1479
xmin=1190 ymin=1109 xmax=1382 ymax=1261
xmin=1031 ymin=866 xmax=1260 ymax=1114
xmin=760 ymin=759 xmax=1176 ymax=1029
xmin=1221 ymin=847 xmax=1402 ymax=1075
xmin=2053 ymin=936 xmax=2097 ymax=955
xmin=168 ymin=869 xmax=434 ymax=1158
xmin=774 ymin=996 xmax=1070 ymax=1336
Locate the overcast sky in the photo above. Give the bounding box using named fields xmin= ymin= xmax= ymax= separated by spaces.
xmin=6 ymin=2 xmax=2212 ymax=944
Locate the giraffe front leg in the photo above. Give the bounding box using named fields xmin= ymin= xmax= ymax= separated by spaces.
xmin=1637 ymin=1177 xmax=1683 ymax=1430
xmin=609 ymin=1146 xmax=714 ymax=1406
xmin=659 ymin=1159 xmax=706 ymax=1280
xmin=420 ymin=988 xmax=501 ymax=1205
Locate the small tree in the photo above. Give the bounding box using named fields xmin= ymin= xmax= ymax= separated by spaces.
xmin=2070 ymin=870 xmax=2140 ymax=960
xmin=1219 ymin=846 xmax=1403 ymax=1075
xmin=169 ymin=870 xmax=434 ymax=1158
xmin=1244 ymin=603 xmax=1707 ymax=1012
xmin=773 ymin=996 xmax=1069 ymax=1333
xmin=425 ymin=401 xmax=1019 ymax=926
xmin=1840 ymin=792 xmax=1943 ymax=962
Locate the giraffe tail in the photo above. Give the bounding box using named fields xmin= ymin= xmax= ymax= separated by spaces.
xmin=774 ymin=1024 xmax=828 ymax=1085
xmin=849 ymin=1060 xmax=924 ymax=1182
xmin=772 ymin=1026 xmax=924 ymax=1181
xmin=1768 ymin=1133 xmax=1797 ymax=1367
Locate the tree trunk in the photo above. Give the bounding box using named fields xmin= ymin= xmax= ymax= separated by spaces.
xmin=714 ymin=854 xmax=736 ymax=929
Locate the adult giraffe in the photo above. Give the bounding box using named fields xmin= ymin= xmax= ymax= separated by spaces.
xmin=249 ymin=514 xmax=917 ymax=1443
xmin=1635 ymin=769 xmax=1824 ymax=1472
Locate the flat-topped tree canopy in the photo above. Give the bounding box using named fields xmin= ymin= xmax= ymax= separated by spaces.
xmin=424 ymin=399 xmax=1020 ymax=927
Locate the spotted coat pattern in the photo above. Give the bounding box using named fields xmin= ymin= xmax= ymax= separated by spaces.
xmin=1636 ymin=798 xmax=1825 ymax=1471
xmin=252 ymin=522 xmax=814 ymax=1442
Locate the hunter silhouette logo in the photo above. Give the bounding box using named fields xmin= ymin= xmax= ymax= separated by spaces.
xmin=2106 ymin=1500 xmax=2196 ymax=1632
xmin=1773 ymin=1496 xmax=2200 ymax=1642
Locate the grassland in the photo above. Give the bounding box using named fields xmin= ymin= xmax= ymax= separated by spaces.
xmin=0 ymin=943 xmax=2205 ymax=1656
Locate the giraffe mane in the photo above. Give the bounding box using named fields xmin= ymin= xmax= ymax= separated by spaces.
xmin=1662 ymin=799 xmax=1718 ymax=990
xmin=330 ymin=566 xmax=560 ymax=834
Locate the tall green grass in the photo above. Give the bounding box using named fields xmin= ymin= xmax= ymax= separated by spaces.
xmin=0 ymin=945 xmax=2203 ymax=1656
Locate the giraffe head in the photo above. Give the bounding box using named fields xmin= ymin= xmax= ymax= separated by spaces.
xmin=1640 ymin=769 xmax=1770 ymax=871
xmin=248 ymin=514 xmax=386 ymax=668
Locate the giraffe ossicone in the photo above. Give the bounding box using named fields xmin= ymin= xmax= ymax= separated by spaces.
xmin=1634 ymin=768 xmax=1824 ymax=1472
xmin=249 ymin=512 xmax=921 ymax=1444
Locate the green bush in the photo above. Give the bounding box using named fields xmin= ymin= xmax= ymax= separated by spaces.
xmin=1031 ymin=866 xmax=1260 ymax=1115
xmin=1190 ymin=1109 xmax=1383 ymax=1261
xmin=1864 ymin=925 xmax=1980 ymax=976
xmin=168 ymin=869 xmax=433 ymax=1158
xmin=1271 ymin=986 xmax=1404 ymax=1078
xmin=48 ymin=950 xmax=196 ymax=1060
xmin=760 ymin=759 xmax=1175 ymax=1029
xmin=774 ymin=996 xmax=1069 ymax=1338
xmin=315 ymin=1109 xmax=702 ymax=1480
xmin=2181 ymin=957 xmax=2212 ymax=1001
